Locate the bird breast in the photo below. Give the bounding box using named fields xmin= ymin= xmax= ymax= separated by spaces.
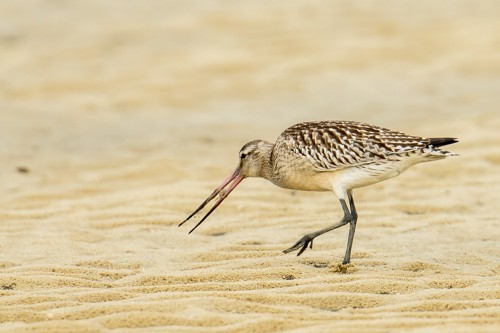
xmin=269 ymin=148 xmax=333 ymax=191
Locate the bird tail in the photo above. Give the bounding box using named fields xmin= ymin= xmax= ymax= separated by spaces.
xmin=427 ymin=137 xmax=459 ymax=157
xmin=429 ymin=137 xmax=458 ymax=147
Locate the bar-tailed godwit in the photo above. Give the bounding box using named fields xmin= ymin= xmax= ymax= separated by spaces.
xmin=180 ymin=121 xmax=457 ymax=264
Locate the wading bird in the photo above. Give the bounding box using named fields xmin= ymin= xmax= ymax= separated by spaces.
xmin=179 ymin=121 xmax=457 ymax=264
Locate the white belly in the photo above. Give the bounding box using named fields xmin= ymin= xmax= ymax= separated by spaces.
xmin=271 ymin=154 xmax=433 ymax=193
xmin=329 ymin=156 xmax=426 ymax=192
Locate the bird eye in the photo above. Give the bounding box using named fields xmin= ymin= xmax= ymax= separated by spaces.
xmin=240 ymin=152 xmax=247 ymax=159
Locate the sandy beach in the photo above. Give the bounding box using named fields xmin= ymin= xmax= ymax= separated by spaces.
xmin=1 ymin=0 xmax=499 ymax=332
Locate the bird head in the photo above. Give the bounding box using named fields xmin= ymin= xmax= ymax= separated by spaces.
xmin=179 ymin=139 xmax=273 ymax=233
xmin=237 ymin=140 xmax=273 ymax=178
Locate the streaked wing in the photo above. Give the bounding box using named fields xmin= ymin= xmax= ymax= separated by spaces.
xmin=277 ymin=121 xmax=429 ymax=171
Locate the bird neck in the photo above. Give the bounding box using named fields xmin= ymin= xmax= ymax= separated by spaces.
xmin=256 ymin=141 xmax=275 ymax=181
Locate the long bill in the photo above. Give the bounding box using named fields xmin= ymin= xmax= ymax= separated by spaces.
xmin=179 ymin=167 xmax=244 ymax=234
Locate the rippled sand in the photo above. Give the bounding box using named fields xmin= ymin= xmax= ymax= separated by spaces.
xmin=1 ymin=1 xmax=499 ymax=332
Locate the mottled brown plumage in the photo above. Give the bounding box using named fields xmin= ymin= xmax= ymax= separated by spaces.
xmin=276 ymin=121 xmax=453 ymax=171
xmin=180 ymin=120 xmax=457 ymax=264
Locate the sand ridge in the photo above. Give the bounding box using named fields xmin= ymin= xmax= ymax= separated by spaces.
xmin=1 ymin=0 xmax=500 ymax=332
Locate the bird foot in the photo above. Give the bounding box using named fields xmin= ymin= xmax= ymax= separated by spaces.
xmin=330 ymin=262 xmax=355 ymax=274
xmin=283 ymin=234 xmax=315 ymax=256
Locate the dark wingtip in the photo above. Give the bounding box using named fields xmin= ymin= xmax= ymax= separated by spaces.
xmin=429 ymin=137 xmax=458 ymax=147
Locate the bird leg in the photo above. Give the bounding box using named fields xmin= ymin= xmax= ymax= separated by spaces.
xmin=342 ymin=191 xmax=358 ymax=265
xmin=283 ymin=199 xmax=351 ymax=256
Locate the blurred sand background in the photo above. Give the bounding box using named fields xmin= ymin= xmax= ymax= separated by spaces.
xmin=1 ymin=0 xmax=499 ymax=332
